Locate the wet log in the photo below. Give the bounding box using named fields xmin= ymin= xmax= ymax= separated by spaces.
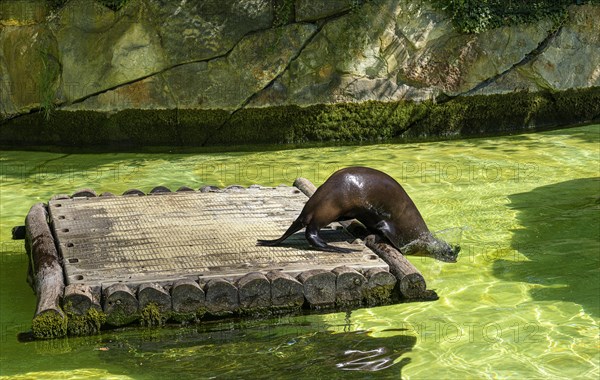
xmin=364 ymin=235 xmax=430 ymax=299
xmin=63 ymin=284 xmax=101 ymax=315
xmin=72 ymin=188 xmax=97 ymax=198
xmin=171 ymin=278 xmax=206 ymax=318
xmin=204 ymin=278 xmax=239 ymax=316
xmin=25 ymin=203 xmax=67 ymax=339
xmin=176 ymin=186 xmax=195 ymax=192
xmin=237 ymin=272 xmax=271 ymax=313
xmin=297 ymin=269 xmax=336 ymax=308
xmin=122 ymin=189 xmax=145 ymax=196
xmin=333 ymin=266 xmax=366 ymax=307
xmin=199 ymin=185 xmax=221 ymax=193
xmin=150 ymin=186 xmax=172 ymax=194
xmin=266 ymin=271 xmax=304 ymax=311
xmin=12 ymin=225 xmax=25 ymax=240
xmin=138 ymin=283 xmax=171 ymax=311
xmin=103 ymin=283 xmax=139 ymax=326
xmin=364 ymin=267 xmax=397 ymax=304
xmin=63 ymin=284 xmax=104 ymax=336
xmin=138 ymin=283 xmax=171 ymax=326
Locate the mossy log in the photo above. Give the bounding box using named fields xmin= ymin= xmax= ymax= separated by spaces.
xmin=364 ymin=267 xmax=397 ymax=304
xmin=237 ymin=272 xmax=271 ymax=314
xmin=25 ymin=203 xmax=67 ymax=339
xmin=297 ymin=269 xmax=336 ymax=308
xmin=138 ymin=283 xmax=171 ymax=327
xmin=266 ymin=270 xmax=304 ymax=311
xmin=171 ymin=278 xmax=206 ymax=320
xmin=103 ymin=283 xmax=139 ymax=326
xmin=63 ymin=284 xmax=104 ymax=336
xmin=364 ymin=235 xmax=434 ymax=299
xmin=204 ymin=278 xmax=239 ymax=316
xmin=333 ymin=266 xmax=366 ymax=307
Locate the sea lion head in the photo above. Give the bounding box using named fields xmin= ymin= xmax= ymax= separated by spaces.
xmin=401 ymin=233 xmax=460 ymax=262
xmin=426 ymin=237 xmax=460 ymax=263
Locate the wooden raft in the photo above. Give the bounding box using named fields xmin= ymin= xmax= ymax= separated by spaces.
xmin=18 ymin=179 xmax=435 ymax=339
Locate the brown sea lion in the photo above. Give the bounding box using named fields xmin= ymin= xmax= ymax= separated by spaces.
xmin=257 ymin=166 xmax=459 ymax=262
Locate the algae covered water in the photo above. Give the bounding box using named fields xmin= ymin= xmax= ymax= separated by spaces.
xmin=0 ymin=125 xmax=598 ymax=379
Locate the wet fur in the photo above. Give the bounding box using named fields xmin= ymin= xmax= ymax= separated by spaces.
xmin=257 ymin=166 xmax=447 ymax=256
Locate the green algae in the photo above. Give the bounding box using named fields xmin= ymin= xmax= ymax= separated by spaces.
xmin=31 ymin=310 xmax=67 ymax=339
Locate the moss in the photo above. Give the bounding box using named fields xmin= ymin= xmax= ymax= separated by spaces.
xmin=365 ymin=284 xmax=394 ymax=306
xmin=1 ymin=87 xmax=598 ymax=149
xmin=32 ymin=310 xmax=68 ymax=339
xmin=65 ymin=306 xmax=107 ymax=336
xmin=171 ymin=307 xmax=206 ymax=324
xmin=140 ymin=303 xmax=169 ymax=327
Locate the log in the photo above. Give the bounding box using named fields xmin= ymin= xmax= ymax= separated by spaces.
xmin=204 ymin=278 xmax=239 ymax=316
xmin=100 ymin=192 xmax=115 ymax=197
xmin=333 ymin=266 xmax=366 ymax=307
xmin=63 ymin=284 xmax=104 ymax=336
xmin=224 ymin=185 xmax=245 ymax=192
xmin=71 ymin=188 xmax=97 ymax=198
xmin=266 ymin=271 xmax=304 ymax=311
xmin=103 ymin=283 xmax=139 ymax=326
xmin=297 ymin=269 xmax=336 ymax=308
xmin=364 ymin=267 xmax=397 ymax=305
xmin=199 ymin=185 xmax=220 ymax=193
xmin=171 ymin=278 xmax=206 ymax=319
xmin=237 ymin=272 xmax=271 ymax=313
xmin=176 ymin=186 xmax=195 ymax=192
xmin=364 ymin=235 xmax=432 ymax=299
xmin=25 ymin=203 xmax=67 ymax=339
xmin=63 ymin=284 xmax=101 ymax=315
xmin=293 ymin=177 xmax=317 ymax=198
xmin=50 ymin=194 xmax=71 ymax=201
xmin=122 ymin=189 xmax=145 ymax=196
xmin=12 ymin=225 xmax=25 ymax=240
xmin=138 ymin=283 xmax=171 ymax=326
xmin=150 ymin=186 xmax=172 ymax=194
xmin=138 ymin=283 xmax=171 ymax=311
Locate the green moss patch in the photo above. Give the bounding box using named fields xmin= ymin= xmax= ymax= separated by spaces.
xmin=1 ymin=87 xmax=598 ymax=150
xmin=65 ymin=307 xmax=107 ymax=336
xmin=140 ymin=303 xmax=170 ymax=327
xmin=32 ymin=310 xmax=68 ymax=339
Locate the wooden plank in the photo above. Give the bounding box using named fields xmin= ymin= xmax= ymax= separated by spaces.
xmin=47 ymin=188 xmax=388 ymax=287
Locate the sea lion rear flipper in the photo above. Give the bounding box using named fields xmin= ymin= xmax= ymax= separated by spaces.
xmin=257 ymin=218 xmax=305 ymax=246
xmin=305 ymin=224 xmax=357 ymax=253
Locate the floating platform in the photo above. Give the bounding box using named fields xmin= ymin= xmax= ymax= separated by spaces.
xmin=17 ymin=179 xmax=436 ymax=339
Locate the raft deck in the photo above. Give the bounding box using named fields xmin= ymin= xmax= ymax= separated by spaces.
xmin=20 ymin=179 xmax=435 ymax=339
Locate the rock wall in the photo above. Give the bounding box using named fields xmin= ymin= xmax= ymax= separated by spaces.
xmin=0 ymin=0 xmax=599 ymax=147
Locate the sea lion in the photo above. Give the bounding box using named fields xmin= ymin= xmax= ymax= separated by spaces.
xmin=257 ymin=166 xmax=459 ymax=262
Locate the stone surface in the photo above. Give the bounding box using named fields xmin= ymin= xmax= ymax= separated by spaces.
xmin=145 ymin=0 xmax=273 ymax=65
xmin=0 ymin=0 xmax=598 ymax=136
xmin=54 ymin=0 xmax=166 ymax=103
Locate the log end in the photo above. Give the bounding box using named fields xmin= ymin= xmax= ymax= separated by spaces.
xmin=32 ymin=309 xmax=67 ymax=339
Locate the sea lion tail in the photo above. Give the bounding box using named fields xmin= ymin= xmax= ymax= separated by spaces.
xmin=257 ymin=218 xmax=305 ymax=246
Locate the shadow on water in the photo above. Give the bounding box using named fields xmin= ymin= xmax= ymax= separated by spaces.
xmin=494 ymin=177 xmax=600 ymax=317
xmin=97 ymin=320 xmax=415 ymax=379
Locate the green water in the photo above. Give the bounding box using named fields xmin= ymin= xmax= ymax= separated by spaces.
xmin=0 ymin=125 xmax=598 ymax=379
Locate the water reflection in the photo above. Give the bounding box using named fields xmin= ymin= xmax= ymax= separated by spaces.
xmin=93 ymin=318 xmax=416 ymax=379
